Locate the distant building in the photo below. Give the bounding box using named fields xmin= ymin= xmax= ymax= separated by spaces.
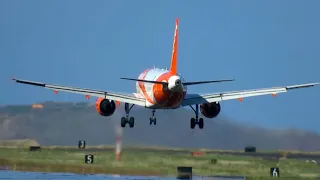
xmin=32 ymin=104 xmax=43 ymax=109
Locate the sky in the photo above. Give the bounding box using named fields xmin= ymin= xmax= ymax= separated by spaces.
xmin=1 ymin=0 xmax=320 ymax=132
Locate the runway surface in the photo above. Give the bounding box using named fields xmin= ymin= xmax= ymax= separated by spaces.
xmin=0 ymin=170 xmax=173 ymax=180
xmin=46 ymin=147 xmax=320 ymax=161
xmin=0 ymin=170 xmax=247 ymax=180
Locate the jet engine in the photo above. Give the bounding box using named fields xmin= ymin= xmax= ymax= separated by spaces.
xmin=95 ymin=98 xmax=116 ymax=116
xmin=200 ymin=102 xmax=221 ymax=118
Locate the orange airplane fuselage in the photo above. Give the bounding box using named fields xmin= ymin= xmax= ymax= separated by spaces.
xmin=135 ymin=68 xmax=187 ymax=109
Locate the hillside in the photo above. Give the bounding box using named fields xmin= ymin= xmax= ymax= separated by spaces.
xmin=0 ymin=101 xmax=320 ymax=151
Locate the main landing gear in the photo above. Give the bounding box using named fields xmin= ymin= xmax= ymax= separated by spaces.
xmin=149 ymin=109 xmax=157 ymax=125
xmin=189 ymin=104 xmax=204 ymax=129
xmin=121 ymin=103 xmax=135 ymax=128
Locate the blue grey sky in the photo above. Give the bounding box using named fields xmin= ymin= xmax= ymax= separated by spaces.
xmin=1 ymin=0 xmax=320 ymax=132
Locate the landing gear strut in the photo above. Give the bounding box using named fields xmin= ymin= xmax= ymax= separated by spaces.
xmin=121 ymin=103 xmax=135 ymax=128
xmin=149 ymin=109 xmax=156 ymax=125
xmin=189 ymin=104 xmax=204 ymax=129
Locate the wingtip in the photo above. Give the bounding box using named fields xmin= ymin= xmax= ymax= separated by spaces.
xmin=10 ymin=76 xmax=16 ymax=84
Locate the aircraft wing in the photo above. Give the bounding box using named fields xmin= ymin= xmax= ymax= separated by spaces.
xmin=12 ymin=78 xmax=146 ymax=106
xmin=181 ymin=82 xmax=320 ymax=106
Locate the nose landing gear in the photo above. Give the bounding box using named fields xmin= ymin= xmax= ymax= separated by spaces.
xmin=149 ymin=109 xmax=156 ymax=125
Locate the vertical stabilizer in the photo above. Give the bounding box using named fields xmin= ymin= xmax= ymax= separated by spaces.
xmin=170 ymin=18 xmax=179 ymax=75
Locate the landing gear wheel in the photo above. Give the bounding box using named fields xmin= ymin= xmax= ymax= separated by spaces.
xmin=149 ymin=109 xmax=157 ymax=125
xmin=149 ymin=117 xmax=156 ymax=125
xmin=189 ymin=104 xmax=205 ymax=129
xmin=190 ymin=118 xmax=196 ymax=129
xmin=198 ymin=118 xmax=204 ymax=129
xmin=128 ymin=117 xmax=135 ymax=128
xmin=121 ymin=103 xmax=135 ymax=128
xmin=121 ymin=117 xmax=127 ymax=127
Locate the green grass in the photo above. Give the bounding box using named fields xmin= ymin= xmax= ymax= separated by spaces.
xmin=0 ymin=147 xmax=319 ymax=179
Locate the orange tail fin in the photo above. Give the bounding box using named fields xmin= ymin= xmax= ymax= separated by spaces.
xmin=170 ymin=18 xmax=179 ymax=75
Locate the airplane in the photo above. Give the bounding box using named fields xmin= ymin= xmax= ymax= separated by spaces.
xmin=12 ymin=18 xmax=319 ymax=129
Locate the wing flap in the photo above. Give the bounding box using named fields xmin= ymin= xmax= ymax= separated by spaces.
xmin=12 ymin=78 xmax=146 ymax=106
xmin=181 ymin=82 xmax=319 ymax=106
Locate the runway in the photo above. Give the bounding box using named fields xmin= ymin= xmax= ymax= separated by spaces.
xmin=1 ymin=170 xmax=249 ymax=180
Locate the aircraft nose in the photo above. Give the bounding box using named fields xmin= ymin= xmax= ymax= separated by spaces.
xmin=175 ymin=79 xmax=181 ymax=86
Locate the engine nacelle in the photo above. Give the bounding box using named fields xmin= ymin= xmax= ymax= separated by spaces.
xmin=95 ymin=98 xmax=116 ymax=116
xmin=200 ymin=102 xmax=221 ymax=118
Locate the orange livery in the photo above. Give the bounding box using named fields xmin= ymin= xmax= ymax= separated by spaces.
xmin=12 ymin=18 xmax=320 ymax=129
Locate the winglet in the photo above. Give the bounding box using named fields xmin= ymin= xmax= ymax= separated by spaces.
xmin=170 ymin=18 xmax=179 ymax=75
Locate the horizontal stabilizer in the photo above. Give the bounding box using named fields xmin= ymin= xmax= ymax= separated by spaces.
xmin=183 ymin=79 xmax=235 ymax=86
xmin=120 ymin=78 xmax=168 ymax=85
